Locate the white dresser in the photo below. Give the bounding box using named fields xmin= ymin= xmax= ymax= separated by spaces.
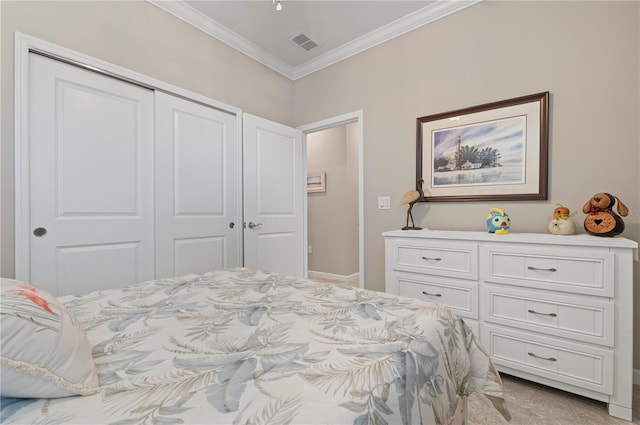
xmin=383 ymin=229 xmax=638 ymax=421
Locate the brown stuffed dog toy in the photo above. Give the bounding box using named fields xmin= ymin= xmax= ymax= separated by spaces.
xmin=582 ymin=193 xmax=628 ymax=237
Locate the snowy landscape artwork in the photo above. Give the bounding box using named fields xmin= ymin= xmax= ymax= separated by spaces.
xmin=431 ymin=115 xmax=526 ymax=188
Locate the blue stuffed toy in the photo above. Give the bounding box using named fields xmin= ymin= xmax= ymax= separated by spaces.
xmin=486 ymin=208 xmax=510 ymax=234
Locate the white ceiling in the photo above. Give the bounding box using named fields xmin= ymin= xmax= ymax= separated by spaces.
xmin=149 ymin=0 xmax=479 ymax=80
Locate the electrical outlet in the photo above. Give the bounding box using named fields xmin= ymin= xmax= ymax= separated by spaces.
xmin=308 ymin=245 xmax=313 ymax=254
xmin=378 ymin=196 xmax=391 ymax=209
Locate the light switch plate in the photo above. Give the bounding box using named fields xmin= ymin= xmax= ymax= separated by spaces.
xmin=378 ymin=196 xmax=391 ymax=209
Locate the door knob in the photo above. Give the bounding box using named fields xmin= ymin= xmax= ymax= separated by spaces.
xmin=247 ymin=222 xmax=262 ymax=229
xmin=33 ymin=227 xmax=47 ymax=237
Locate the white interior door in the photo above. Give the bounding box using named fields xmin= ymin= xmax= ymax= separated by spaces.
xmin=155 ymin=92 xmax=241 ymax=278
xmin=27 ymin=53 xmax=154 ymax=295
xmin=243 ymin=113 xmax=305 ymax=277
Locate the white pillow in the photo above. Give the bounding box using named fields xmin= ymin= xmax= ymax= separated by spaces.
xmin=0 ymin=278 xmax=100 ymax=398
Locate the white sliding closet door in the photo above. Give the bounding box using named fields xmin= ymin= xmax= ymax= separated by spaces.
xmin=155 ymin=92 xmax=240 ymax=278
xmin=243 ymin=113 xmax=305 ymax=277
xmin=27 ymin=53 xmax=155 ymax=296
xmin=20 ymin=43 xmax=302 ymax=294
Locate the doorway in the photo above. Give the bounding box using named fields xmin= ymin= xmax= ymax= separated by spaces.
xmin=299 ymin=111 xmax=363 ymax=288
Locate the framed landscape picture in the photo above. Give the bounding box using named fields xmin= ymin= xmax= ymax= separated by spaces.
xmin=417 ymin=92 xmax=549 ymax=201
xmin=307 ymin=171 xmax=326 ymax=193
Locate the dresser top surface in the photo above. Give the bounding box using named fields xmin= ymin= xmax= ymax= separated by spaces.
xmin=382 ymin=229 xmax=638 ymax=249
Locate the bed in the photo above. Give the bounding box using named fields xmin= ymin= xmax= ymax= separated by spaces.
xmin=1 ymin=268 xmax=510 ymax=424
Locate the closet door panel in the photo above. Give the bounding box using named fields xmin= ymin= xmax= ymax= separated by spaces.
xmin=174 ymin=237 xmax=225 ymax=276
xmin=155 ymin=92 xmax=240 ymax=279
xmin=57 ymin=243 xmax=140 ymax=295
xmin=173 ymin=110 xmax=225 ymax=215
xmin=60 ymin=85 xmax=140 ymax=214
xmin=28 ymin=53 xmax=154 ymax=296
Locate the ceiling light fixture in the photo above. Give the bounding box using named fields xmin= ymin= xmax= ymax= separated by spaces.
xmin=273 ymin=0 xmax=282 ymax=11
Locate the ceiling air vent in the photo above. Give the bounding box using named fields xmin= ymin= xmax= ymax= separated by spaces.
xmin=290 ymin=33 xmax=318 ymax=51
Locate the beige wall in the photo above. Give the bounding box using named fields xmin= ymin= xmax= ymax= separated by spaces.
xmin=0 ymin=0 xmax=293 ymax=277
xmin=307 ymin=124 xmax=359 ymax=276
xmin=2 ymin=1 xmax=639 ymax=366
xmin=292 ymin=0 xmax=639 ymax=363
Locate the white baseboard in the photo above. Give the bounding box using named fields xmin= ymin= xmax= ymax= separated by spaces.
xmin=635 ymin=368 xmax=640 ymax=386
xmin=308 ymin=270 xmax=359 ymax=282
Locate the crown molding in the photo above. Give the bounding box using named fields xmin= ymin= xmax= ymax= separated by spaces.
xmin=291 ymin=0 xmax=480 ymax=80
xmin=148 ymin=0 xmax=294 ymax=77
xmin=148 ymin=0 xmax=480 ymax=81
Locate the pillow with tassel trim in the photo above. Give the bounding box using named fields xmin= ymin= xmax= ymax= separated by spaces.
xmin=0 ymin=279 xmax=100 ymax=398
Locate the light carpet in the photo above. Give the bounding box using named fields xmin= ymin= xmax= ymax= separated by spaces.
xmin=468 ymin=374 xmax=640 ymax=425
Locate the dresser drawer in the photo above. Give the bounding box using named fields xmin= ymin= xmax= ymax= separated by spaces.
xmin=481 ymin=324 xmax=613 ymax=395
xmin=394 ymin=272 xmax=478 ymax=319
xmin=480 ymin=245 xmax=614 ymax=297
xmin=481 ymin=285 xmax=614 ymax=346
xmin=392 ymin=240 xmax=477 ymax=280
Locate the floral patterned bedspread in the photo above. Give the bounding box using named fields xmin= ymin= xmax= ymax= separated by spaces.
xmin=1 ymin=268 xmax=510 ymax=425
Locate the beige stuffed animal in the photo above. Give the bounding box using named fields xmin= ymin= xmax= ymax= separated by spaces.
xmin=548 ymin=204 xmax=576 ymax=235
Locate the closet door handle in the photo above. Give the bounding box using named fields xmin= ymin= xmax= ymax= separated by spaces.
xmin=528 ymin=352 xmax=557 ymax=362
xmin=33 ymin=227 xmax=47 ymax=237
xmin=527 ymin=266 xmax=557 ymax=272
xmin=247 ymin=222 xmax=263 ymax=230
xmin=528 ymin=309 xmax=557 ymax=317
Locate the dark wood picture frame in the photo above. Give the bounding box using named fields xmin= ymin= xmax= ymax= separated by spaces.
xmin=417 ymin=92 xmax=549 ymax=202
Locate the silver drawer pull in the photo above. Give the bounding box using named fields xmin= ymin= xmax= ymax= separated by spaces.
xmin=527 ymin=309 xmax=557 ymax=317
xmin=528 ymin=352 xmax=557 ymax=362
xmin=422 ymin=291 xmax=442 ymax=297
xmin=527 ymin=266 xmax=557 ymax=272
xmin=421 ymin=257 xmax=442 ymax=261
